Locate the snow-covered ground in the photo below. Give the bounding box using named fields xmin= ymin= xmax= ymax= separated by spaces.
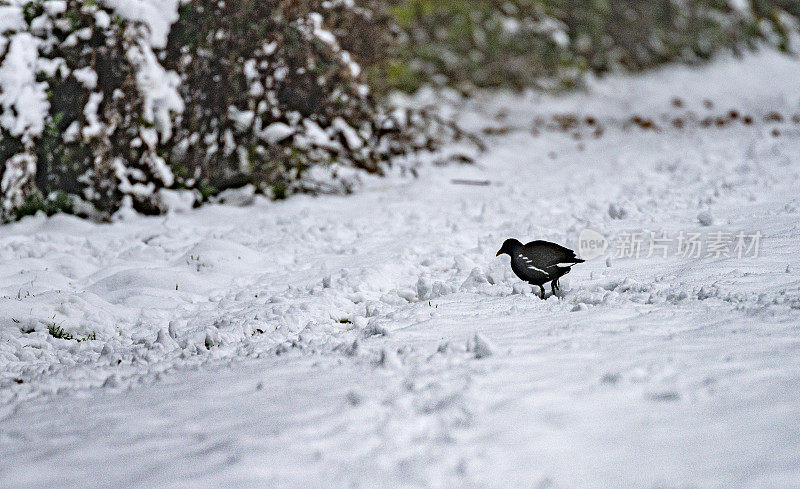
xmin=2 ymin=50 xmax=800 ymax=488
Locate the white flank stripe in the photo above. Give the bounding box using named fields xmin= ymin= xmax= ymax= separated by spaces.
xmin=527 ymin=265 xmax=548 ymax=274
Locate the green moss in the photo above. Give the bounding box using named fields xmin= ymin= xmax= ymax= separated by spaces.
xmin=13 ymin=194 xmax=48 ymax=220
xmin=171 ymin=164 xmax=189 ymax=179
xmin=385 ymin=62 xmax=423 ymax=94
xmin=22 ymin=1 xmax=44 ymax=25
xmin=197 ymin=180 xmax=218 ymax=200
xmin=271 ymin=182 xmax=287 ymax=200
xmin=49 ymin=191 xmax=73 ymax=214
xmin=64 ymin=6 xmax=82 ymax=30
xmin=13 ymin=191 xmax=74 ymax=221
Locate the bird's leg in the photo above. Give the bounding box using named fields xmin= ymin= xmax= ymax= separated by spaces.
xmin=554 ymin=278 xmax=560 ymax=290
xmin=538 ymin=285 xmax=546 ymax=300
xmin=551 ymin=281 xmax=557 ymax=295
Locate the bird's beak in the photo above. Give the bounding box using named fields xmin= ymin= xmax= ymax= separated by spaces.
xmin=495 ymin=250 xmax=502 ymax=257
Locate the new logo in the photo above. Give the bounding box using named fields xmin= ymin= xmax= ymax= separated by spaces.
xmin=578 ymin=228 xmax=608 ymax=260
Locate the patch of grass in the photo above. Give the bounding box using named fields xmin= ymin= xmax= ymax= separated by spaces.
xmin=48 ymin=323 xmax=74 ymax=340
xmin=271 ymin=182 xmax=287 ymax=200
xmin=13 ymin=191 xmax=73 ymax=221
xmin=48 ymin=323 xmax=97 ymax=342
xmin=13 ymin=194 xmax=49 ymax=220
xmin=197 ymin=179 xmax=218 ymax=200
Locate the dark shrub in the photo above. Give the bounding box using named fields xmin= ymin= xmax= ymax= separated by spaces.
xmin=1 ymin=0 xmax=183 ymax=220
xmin=163 ymin=0 xmax=440 ymax=198
xmin=1 ymin=0 xmax=443 ymax=220
xmin=386 ymin=0 xmax=800 ymax=92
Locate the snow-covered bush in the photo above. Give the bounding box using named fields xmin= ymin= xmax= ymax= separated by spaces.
xmin=162 ymin=0 xmax=442 ymax=199
xmin=547 ymin=0 xmax=799 ymax=74
xmin=9 ymin=0 xmax=793 ymax=221
xmin=386 ymin=0 xmax=800 ymax=92
xmin=386 ymin=0 xmax=579 ymax=91
xmin=1 ymin=0 xmax=449 ymax=220
xmin=0 ymin=0 xmax=183 ymax=220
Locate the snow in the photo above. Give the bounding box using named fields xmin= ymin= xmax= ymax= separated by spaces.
xmin=42 ymin=1 xmax=67 ymax=16
xmin=470 ymin=332 xmax=496 ymax=359
xmin=0 ymin=7 xmax=25 ymax=34
xmin=333 ymin=116 xmax=364 ymax=149
xmin=126 ymin=38 xmax=184 ymax=144
xmin=72 ymin=66 xmax=98 ymax=90
xmin=0 ymin=152 xmax=36 ymax=213
xmin=307 ymin=12 xmax=337 ymax=46
xmin=0 ymin=0 xmax=183 ymax=174
xmin=214 ymin=184 xmax=256 ymax=207
xmin=155 ymin=188 xmax=195 ymax=213
xmin=80 ymin=91 xmax=104 ymax=140
xmin=144 ymin=151 xmax=175 ymax=187
xmin=2 ymin=49 xmax=800 ymax=488
xmin=260 ymin=121 xmax=296 ymax=144
xmin=697 ymin=211 xmax=714 ymax=226
xmin=302 ymin=119 xmax=337 ymax=149
xmin=100 ymin=0 xmax=180 ymax=48
xmin=0 ymin=33 xmax=49 ymax=139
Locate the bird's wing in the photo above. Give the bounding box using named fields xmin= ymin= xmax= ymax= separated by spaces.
xmin=523 ymin=240 xmax=583 ymax=268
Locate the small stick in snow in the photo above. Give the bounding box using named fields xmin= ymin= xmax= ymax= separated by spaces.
xmin=450 ymin=179 xmax=492 ymax=186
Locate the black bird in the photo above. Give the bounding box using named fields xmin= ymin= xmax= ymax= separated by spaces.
xmin=496 ymin=238 xmax=584 ymax=299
